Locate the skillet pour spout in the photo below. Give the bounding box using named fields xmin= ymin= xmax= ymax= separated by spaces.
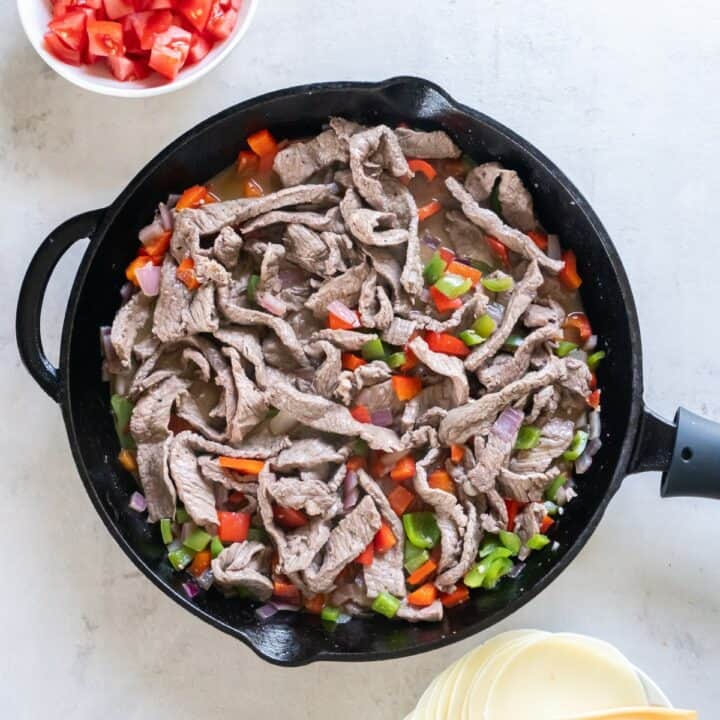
xmin=15 ymin=77 xmax=720 ymax=665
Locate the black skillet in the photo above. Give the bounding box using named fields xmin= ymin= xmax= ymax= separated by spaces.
xmin=16 ymin=77 xmax=720 ymax=666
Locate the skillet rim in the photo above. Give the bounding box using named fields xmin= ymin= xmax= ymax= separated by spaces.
xmin=56 ymin=76 xmax=645 ymax=665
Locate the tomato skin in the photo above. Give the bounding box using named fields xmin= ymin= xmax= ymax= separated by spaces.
xmin=102 ymin=0 xmax=135 ymax=20
xmin=129 ymin=9 xmax=173 ymax=50
xmin=206 ymin=1 xmax=238 ymax=40
xmin=177 ymin=0 xmax=213 ymax=32
xmin=87 ymin=20 xmax=125 ymax=56
xmin=44 ymin=31 xmax=83 ymax=65
xmin=48 ymin=10 xmax=88 ymax=51
xmin=148 ymin=25 xmax=192 ymax=79
xmin=187 ymin=32 xmax=212 ymax=63
xmin=108 ymin=55 xmax=150 ymax=81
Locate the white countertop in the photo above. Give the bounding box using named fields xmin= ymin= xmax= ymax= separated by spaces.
xmin=3 ymin=1 xmax=720 ymax=717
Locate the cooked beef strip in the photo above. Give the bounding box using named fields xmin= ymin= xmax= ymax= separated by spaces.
xmin=381 ymin=316 xmax=417 ymax=346
xmin=341 ymin=188 xmax=409 ymax=247
xmin=497 ymin=466 xmax=562 ymax=503
xmin=358 ymin=271 xmax=394 ymax=330
xmin=130 ymin=376 xmax=190 ymax=443
xmin=241 ymin=210 xmax=338 ymax=235
xmin=510 ymin=418 xmax=575 ymax=473
xmin=435 ymin=502 xmax=482 ymax=593
xmin=266 ymin=475 xmax=340 ymax=518
xmin=272 ymin=439 xmax=346 ymax=471
xmin=523 ymin=298 xmax=566 ymax=328
xmin=152 ymin=255 xmax=195 ymax=342
xmin=110 ymin=293 xmax=153 ymax=368
xmin=304 ymin=262 xmax=370 ymax=318
xmin=464 ymin=162 xmax=536 ymax=233
xmin=467 ymin=410 xmax=523 ymax=493
xmin=212 ymin=541 xmax=273 ymax=600
xmin=443 ymin=210 xmax=496 ymax=267
xmin=212 ymin=226 xmax=243 ymax=269
xmin=174 ymin=394 xmax=227 ymax=443
xmin=525 ymin=385 xmax=560 ymax=424
xmin=445 ymin=177 xmax=564 ymax=273
xmin=223 ymin=347 xmax=268 ymax=443
xmin=396 ymin=599 xmax=444 ymax=623
xmin=272 ymin=129 xmax=349 ymax=187
xmin=309 ymin=328 xmax=379 ymax=351
xmin=136 ymin=438 xmax=175 ymax=522
xmin=515 ymin=502 xmax=547 ymax=560
xmin=307 ymin=339 xmax=343 ymax=399
xmin=394 ymin=127 xmax=462 ymax=159
xmin=408 ymin=336 xmax=469 ymax=405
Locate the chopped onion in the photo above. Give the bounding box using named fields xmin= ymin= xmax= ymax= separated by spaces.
xmin=167 ymin=193 xmax=180 ymax=208
xmin=135 ymin=262 xmax=161 ymax=297
xmin=344 ymin=487 xmax=359 ymax=510
xmin=551 ymin=541 xmax=561 ymax=552
xmin=344 ymin=470 xmax=359 ymax=510
xmin=119 ymin=282 xmax=136 ymax=303
xmin=326 ymin=300 xmax=360 ymax=328
xmin=181 ymin=581 xmax=201 ymax=600
xmin=589 ymin=410 xmax=601 ymax=440
xmin=574 ymin=451 xmax=593 ymax=475
xmin=196 ymin=569 xmax=214 ymax=591
xmin=158 ymin=202 xmax=174 ymax=231
xmin=101 ymin=362 xmax=110 ymax=383
xmin=486 ymin=301 xmax=505 ymax=325
xmin=139 ymin=219 xmax=166 ymax=246
xmin=113 ymin=373 xmax=131 ymax=397
xmin=167 ymin=539 xmax=182 ymax=553
xmin=547 ymin=234 xmax=562 ymax=260
xmin=574 ymin=411 xmax=588 ymax=429
xmin=371 ymin=408 xmax=394 ymax=428
xmin=269 ymin=409 xmax=298 ymax=436
xmin=100 ymin=326 xmax=124 ymax=374
xmin=422 ymin=232 xmax=441 ymax=250
xmin=128 ymin=491 xmax=147 ymax=512
xmin=278 ymin=267 xmax=307 ymax=288
xmin=256 ymin=292 xmax=288 ymax=317
xmin=587 ymin=437 xmax=602 ymax=457
xmin=507 ymin=562 xmax=526 ymax=579
xmin=492 ymin=407 xmax=524 ymax=442
xmin=583 ymin=334 xmax=598 ymax=352
xmin=270 ymin=600 xmax=301 ymax=612
xmin=567 ymin=348 xmax=587 ymax=363
xmin=256 ymin=603 xmax=279 ymax=621
xmin=214 ymin=483 xmax=229 ymax=507
xmin=336 ymin=613 xmax=352 ymax=625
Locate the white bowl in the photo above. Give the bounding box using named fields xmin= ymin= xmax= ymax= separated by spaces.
xmin=635 ymin=667 xmax=673 ymax=708
xmin=17 ymin=0 xmax=259 ymax=98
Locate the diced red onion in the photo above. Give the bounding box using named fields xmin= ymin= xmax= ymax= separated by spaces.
xmin=269 ymin=409 xmax=298 ymax=436
xmin=113 ymin=373 xmax=131 ymax=397
xmin=326 ymin=300 xmax=360 ymax=328
xmin=214 ymin=484 xmax=229 ymax=507
xmin=583 ymin=334 xmax=598 ymax=352
xmin=139 ymin=219 xmax=166 ymax=246
xmin=344 ymin=487 xmax=359 ymax=511
xmin=167 ymin=539 xmax=182 ymax=553
xmin=587 ymin=437 xmax=602 ymax=457
xmin=256 ymin=603 xmax=279 ymax=621
xmin=371 ymin=408 xmax=394 ymax=428
xmin=567 ymin=348 xmax=587 ymax=363
xmin=257 ymin=292 xmax=288 ymax=317
xmin=181 ymin=581 xmax=201 ymax=600
xmin=486 ymin=301 xmax=505 ymax=325
xmin=507 ymin=562 xmax=526 ymax=579
xmin=547 ymin=234 xmax=562 ymax=260
xmin=128 ymin=491 xmax=147 ymax=512
xmin=101 ymin=362 xmax=110 ymax=383
xmin=135 ymin=262 xmax=161 ymax=297
xmin=196 ymin=569 xmax=214 ymax=591
xmin=336 ymin=613 xmax=352 ymax=625
xmin=492 ymin=407 xmax=524 ymax=442
xmin=422 ymin=232 xmax=441 ymax=250
xmin=344 ymin=470 xmax=359 ymax=510
xmin=574 ymin=412 xmax=588 ymax=429
xmin=119 ymin=281 xmax=136 ymax=303
xmin=270 ymin=600 xmax=301 ymax=612
xmin=100 ymin=327 xmax=124 ymax=374
xmin=551 ymin=540 xmax=561 ymax=552
xmin=574 ymin=451 xmax=593 ymax=475
xmin=419 ymin=287 xmax=431 ymax=304
xmin=278 ymin=267 xmax=307 ymax=289
xmin=167 ymin=193 xmax=180 ymax=208
xmin=588 ymin=410 xmax=601 ymax=440
xmin=158 ymin=202 xmax=174 ymax=231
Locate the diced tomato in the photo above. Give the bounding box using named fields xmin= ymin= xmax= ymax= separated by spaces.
xmin=391 ymin=375 xmax=423 ymax=401
xmin=355 ymin=542 xmax=374 ymax=566
xmin=440 ymin=585 xmax=470 ymax=608
xmin=217 ymin=511 xmax=250 ymax=543
xmin=87 ymin=20 xmax=124 ymax=56
xmin=429 ymin=285 xmax=462 ymax=313
xmin=176 ymin=0 xmax=213 ymax=31
xmin=130 ymin=9 xmax=173 ymax=50
xmin=236 ymin=149 xmax=259 ymax=175
xmin=587 ymin=389 xmax=602 ymax=409
xmin=44 ymin=31 xmax=83 ymax=65
xmin=486 ymin=235 xmax=510 ymax=267
xmin=540 ymin=515 xmax=555 ymax=534
xmin=350 ymin=405 xmax=372 ymax=424
xmin=407 ymin=158 xmax=437 ymax=182
xmin=49 ymin=10 xmax=88 ymax=51
xmin=438 ymin=247 xmax=455 ymax=264
xmin=108 ymin=55 xmax=150 ymax=80
xmin=564 ymin=312 xmax=592 ymax=343
xmin=206 ymin=1 xmax=238 ymax=40
xmin=341 ymin=353 xmax=367 ymax=371
xmin=187 ymin=32 xmax=212 ymax=63
xmin=389 ymin=455 xmax=416 ymax=482
xmin=273 ymin=505 xmax=308 ymax=529
xmin=388 ymin=485 xmax=415 ymax=517
xmin=51 ymin=1 xmax=74 ymax=19
xmin=103 ymin=0 xmax=135 ymax=20
xmin=527 ymin=230 xmax=549 ymax=251
xmin=425 ymin=331 xmax=470 ymax=357
xmin=559 ymin=249 xmax=582 ymax=290
xmin=504 ymin=499 xmax=523 ymax=533
xmin=149 ymin=25 xmax=192 ymax=79
xmin=374 ymin=521 xmax=397 ymax=553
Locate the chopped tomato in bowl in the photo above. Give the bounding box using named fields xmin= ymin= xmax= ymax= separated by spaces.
xmin=17 ymin=0 xmax=258 ymax=97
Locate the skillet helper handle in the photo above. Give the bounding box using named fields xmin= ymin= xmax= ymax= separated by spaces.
xmin=16 ymin=209 xmax=105 ymax=403
xmin=630 ymin=406 xmax=720 ymax=499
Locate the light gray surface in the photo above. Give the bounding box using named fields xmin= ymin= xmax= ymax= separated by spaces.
xmin=2 ymin=1 xmax=719 ymax=717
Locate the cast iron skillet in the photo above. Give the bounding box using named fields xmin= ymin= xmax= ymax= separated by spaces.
xmin=16 ymin=77 xmax=720 ymax=666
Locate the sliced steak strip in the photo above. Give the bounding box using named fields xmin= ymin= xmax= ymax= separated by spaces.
xmin=241 ymin=210 xmax=336 ymax=234
xmin=266 ymin=475 xmax=340 ymax=518
xmin=396 ymin=599 xmax=444 ymax=623
xmin=212 ymin=541 xmax=273 ymax=600
xmin=510 ymin=418 xmax=575 ymax=474
xmin=130 ymin=376 xmax=191 ymax=443
xmin=307 ymin=339 xmax=343 ymax=399
xmin=304 ymin=262 xmax=370 ymax=318
xmin=136 ymin=438 xmax=175 ymax=522
xmin=497 ymin=466 xmax=561 ymax=503
xmin=110 ymin=293 xmax=153 ymax=368
xmin=408 ymin=336 xmax=469 ymax=405
xmin=309 ymin=328 xmax=378 ymax=352
xmin=272 ymin=438 xmax=345 ymax=471
xmin=445 ymin=177 xmax=564 ymax=273
xmin=213 ymin=226 xmax=243 ymax=269
xmin=468 ymin=407 xmax=523 ymax=493
xmin=153 ymin=254 xmax=193 ymax=343
xmin=223 ymin=347 xmax=268 ymax=443
xmin=394 ymin=127 xmax=461 ymax=159
xmin=272 ymin=130 xmax=349 ymax=186
xmin=523 ymin=298 xmax=565 ymax=328
xmin=435 ymin=502 xmax=482 ymax=593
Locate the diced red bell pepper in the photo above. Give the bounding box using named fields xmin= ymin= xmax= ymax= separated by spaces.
xmin=374 ymin=521 xmax=397 ymax=553
xmin=428 ymin=469 xmax=455 ymax=494
xmin=388 ymin=485 xmax=415 ymax=516
xmin=450 ymin=444 xmax=465 ymax=464
xmin=273 ymin=579 xmax=300 ymax=602
xmin=486 ymin=235 xmax=510 ymax=267
xmin=389 ymin=455 xmax=416 ymax=482
xmin=218 ymin=457 xmax=265 ymax=474
xmin=391 ymin=375 xmax=423 ymax=401
xmin=355 ymin=542 xmax=375 ymax=566
xmin=407 ymin=558 xmax=437 ymax=586
xmin=176 ymin=257 xmax=200 ymax=290
xmin=425 ymin=331 xmax=470 ymax=358
xmin=407 ymin=158 xmax=437 ymax=182
xmin=446 ymin=260 xmax=482 ymax=285
xmin=440 ymin=585 xmax=470 ymax=608
xmin=217 ymin=511 xmax=250 ymax=543
xmin=429 ymin=285 xmax=462 ymax=313
xmin=587 ymin=389 xmax=602 ymax=409
xmin=559 ymin=249 xmax=582 ymax=290
xmin=341 ymin=353 xmax=367 ymax=371
xmin=540 ymin=515 xmax=555 ymax=534
xmin=564 ymin=312 xmax=592 ymax=343
xmin=273 ymin=505 xmax=308 ymax=529
xmin=418 ymin=199 xmax=442 ymax=222
xmin=189 ymin=549 xmax=211 ymax=577
xmin=505 ymin=499 xmax=523 ymax=532
xmin=407 ymin=582 xmax=438 ymax=607
xmin=350 ymin=405 xmax=372 ymax=424
xmin=527 ymin=230 xmax=549 ymax=251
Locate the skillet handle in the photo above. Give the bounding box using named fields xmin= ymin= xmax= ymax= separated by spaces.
xmin=629 ymin=405 xmax=720 ymax=499
xmin=16 ymin=209 xmax=105 ymax=403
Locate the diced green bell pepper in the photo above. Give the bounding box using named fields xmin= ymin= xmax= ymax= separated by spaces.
xmin=403 ymin=540 xmax=430 ymax=573
xmin=544 ymin=500 xmax=559 ymax=516
xmin=175 ymin=506 xmax=190 ymax=524
xmin=111 ymin=395 xmax=136 ymax=449
xmin=247 ymin=274 xmax=260 ymax=304
xmin=503 ymin=334 xmax=525 ymax=352
xmin=247 ymin=527 xmax=269 ymax=544
xmin=361 ymin=337 xmax=386 ymax=361
xmin=459 ymin=330 xmax=485 ymax=347
xmin=403 ymin=512 xmax=440 ymax=549
xmin=350 ymin=438 xmax=369 ymax=457
xmin=498 ymin=530 xmax=522 ymax=556
xmin=372 ymin=591 xmax=402 ymax=619
xmin=555 ymin=341 xmax=578 ymax=358
xmin=423 ymin=251 xmax=448 ymax=285
xmin=464 ymin=560 xmax=489 ymax=588
xmin=545 ymin=474 xmax=567 ymax=503
xmin=265 ymin=407 xmax=279 ymax=419
xmin=160 ymin=518 xmax=174 ymax=545
xmin=168 ymin=546 xmax=194 ymax=571
xmin=587 ymin=350 xmax=606 ymax=371
xmin=478 ymin=536 xmax=500 ymax=558
xmin=470 ymin=260 xmax=496 ymax=275
xmin=473 ymin=314 xmax=497 ymax=338
xmin=434 ymin=273 xmax=473 ymax=299
xmin=321 ymin=605 xmax=341 ymax=623
xmin=482 ymin=275 xmax=514 ymax=293
xmin=482 ymin=557 xmax=514 ymax=589
xmin=563 ymin=430 xmax=589 ymax=462
xmin=183 ymin=528 xmax=211 ymax=552
xmin=485 ymin=546 xmax=514 ymax=563
xmin=515 ymin=425 xmax=541 ymax=450
xmin=386 ymin=351 xmax=407 ymax=369
xmin=210 ymin=536 xmax=225 ymax=559
xmin=527 ymin=533 xmax=551 ymax=551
